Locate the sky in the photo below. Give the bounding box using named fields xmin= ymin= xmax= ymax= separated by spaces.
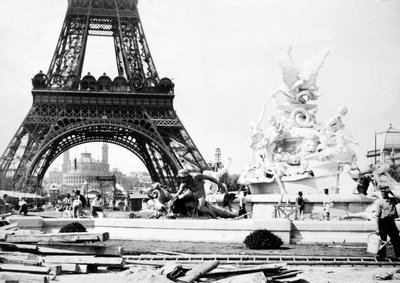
xmin=0 ymin=0 xmax=399 ymax=175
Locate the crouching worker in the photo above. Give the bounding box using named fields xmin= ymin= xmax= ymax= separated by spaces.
xmin=173 ymin=169 xmax=225 ymax=219
xmin=91 ymin=194 xmax=104 ymax=218
xmin=18 ymin=197 xmax=28 ymax=216
xmin=373 ymin=185 xmax=400 ymax=261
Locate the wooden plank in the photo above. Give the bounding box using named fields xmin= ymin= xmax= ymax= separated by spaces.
xmin=0 ymin=272 xmax=49 ymax=283
xmin=12 ymin=230 xmax=45 ymax=235
xmin=176 ymin=260 xmax=219 ymax=283
xmin=212 ymin=271 xmax=267 ymax=283
xmin=0 ymin=213 xmax=12 ymax=219
xmin=267 ymin=270 xmax=303 ymax=281
xmin=154 ymin=250 xmax=189 ymax=256
xmin=0 ymin=242 xmax=38 ymax=253
xmin=37 ymin=246 xmax=79 ymax=255
xmin=42 ymin=255 xmax=124 ymax=266
xmin=0 ymin=223 xmax=18 ymax=231
xmin=0 ymin=241 xmax=118 ymax=256
xmin=0 ymin=252 xmax=42 ymax=266
xmin=5 ymin=232 xmax=109 ymax=243
xmin=204 ymin=264 xmax=286 ymax=277
xmin=37 ymin=243 xmax=123 ymax=256
xmin=0 ymin=251 xmax=41 ymax=260
xmin=0 ymin=264 xmax=51 ymax=274
xmin=7 ymin=217 xmax=43 ymax=229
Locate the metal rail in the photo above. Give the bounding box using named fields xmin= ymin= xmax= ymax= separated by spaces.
xmin=124 ymin=254 xmax=400 ymax=267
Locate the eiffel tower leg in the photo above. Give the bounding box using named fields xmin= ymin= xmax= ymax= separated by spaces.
xmin=2 ymin=0 xmax=211 ymax=194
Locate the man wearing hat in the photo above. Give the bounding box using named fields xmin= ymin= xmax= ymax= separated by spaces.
xmin=175 ymin=168 xmax=225 ymax=218
xmin=373 ymin=184 xmax=400 ymax=261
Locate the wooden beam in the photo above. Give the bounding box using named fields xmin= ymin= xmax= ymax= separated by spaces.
xmin=42 ymin=255 xmax=124 ymax=266
xmin=0 ymin=242 xmax=38 ymax=253
xmin=0 ymin=242 xmax=120 ymax=256
xmin=0 ymin=252 xmax=42 ymax=266
xmin=0 ymin=264 xmax=51 ymax=274
xmin=0 ymin=223 xmax=18 ymax=231
xmin=0 ymin=213 xmax=12 ymax=219
xmin=210 ymin=271 xmax=267 ymax=283
xmin=176 ymin=260 xmax=219 ymax=283
xmin=37 ymin=243 xmax=123 ymax=256
xmin=204 ymin=264 xmax=286 ymax=277
xmin=0 ymin=272 xmax=49 ymax=283
xmin=5 ymin=232 xmax=109 ymax=243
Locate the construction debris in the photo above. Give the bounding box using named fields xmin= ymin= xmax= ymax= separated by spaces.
xmin=0 ymin=218 xmax=304 ymax=283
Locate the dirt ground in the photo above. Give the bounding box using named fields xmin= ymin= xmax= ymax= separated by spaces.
xmin=53 ymin=240 xmax=400 ymax=283
xmin=31 ymin=211 xmax=400 ymax=282
xmin=55 ymin=266 xmax=400 ymax=283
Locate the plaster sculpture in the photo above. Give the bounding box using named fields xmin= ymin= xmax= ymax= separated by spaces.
xmin=239 ymin=48 xmax=360 ymax=198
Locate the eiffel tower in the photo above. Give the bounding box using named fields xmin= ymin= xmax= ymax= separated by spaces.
xmin=0 ymin=0 xmax=209 ymax=192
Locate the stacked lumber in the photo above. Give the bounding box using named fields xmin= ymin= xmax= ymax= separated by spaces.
xmin=0 ymin=220 xmax=124 ymax=282
xmin=0 ymin=219 xmax=303 ymax=282
xmin=124 ymin=256 xmax=304 ymax=282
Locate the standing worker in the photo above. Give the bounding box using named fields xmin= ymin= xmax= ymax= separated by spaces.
xmin=373 ymin=185 xmax=400 ymax=261
xmin=72 ymin=190 xmax=86 ymax=218
xmin=322 ymin=188 xmax=334 ymax=220
xmin=91 ymin=194 xmax=104 ymax=218
xmin=295 ymin=191 xmax=304 ymax=220
xmin=238 ymin=187 xmax=248 ymax=218
xmin=124 ymin=197 xmax=129 ymax=211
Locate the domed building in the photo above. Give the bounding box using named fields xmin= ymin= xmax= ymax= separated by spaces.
xmin=62 ymin=146 xmax=110 ymax=186
xmin=366 ymin=124 xmax=400 ymax=164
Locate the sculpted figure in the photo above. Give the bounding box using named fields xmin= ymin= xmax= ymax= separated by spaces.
xmin=249 ymin=104 xmax=268 ymax=166
xmin=203 ymin=158 xmax=232 ymax=204
xmin=271 ymin=47 xmax=329 ymax=105
xmin=317 ymin=105 xmax=353 ymax=156
xmin=370 ymin=163 xmax=400 ymax=199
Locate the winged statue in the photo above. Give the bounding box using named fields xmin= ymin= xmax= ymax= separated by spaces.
xmin=272 ymin=47 xmax=330 ymax=104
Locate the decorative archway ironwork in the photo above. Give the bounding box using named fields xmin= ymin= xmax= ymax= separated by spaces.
xmin=0 ymin=0 xmax=209 ymax=192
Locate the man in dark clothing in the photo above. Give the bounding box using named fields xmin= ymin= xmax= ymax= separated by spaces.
xmin=18 ymin=198 xmax=28 ymax=216
xmin=373 ymin=185 xmax=400 ymax=261
xmin=72 ymin=190 xmax=86 ymax=218
xmin=295 ymin=191 xmax=305 ymax=220
xmin=175 ymin=169 xmax=225 ymax=218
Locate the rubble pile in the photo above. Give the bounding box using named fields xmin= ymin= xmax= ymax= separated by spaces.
xmin=0 ymin=219 xmax=303 ymax=282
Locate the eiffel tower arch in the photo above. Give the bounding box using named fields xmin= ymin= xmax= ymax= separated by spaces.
xmin=0 ymin=0 xmax=209 ymax=192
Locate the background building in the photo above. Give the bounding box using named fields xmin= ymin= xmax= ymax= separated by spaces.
xmin=366 ymin=124 xmax=400 ymax=181
xmin=366 ymin=124 xmax=400 ymax=163
xmin=43 ymin=143 xmax=152 ymax=197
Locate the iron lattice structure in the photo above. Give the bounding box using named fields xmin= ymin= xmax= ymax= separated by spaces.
xmin=0 ymin=0 xmax=209 ymax=192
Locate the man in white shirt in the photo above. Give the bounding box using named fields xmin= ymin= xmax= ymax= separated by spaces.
xmin=373 ymin=185 xmax=400 ymax=261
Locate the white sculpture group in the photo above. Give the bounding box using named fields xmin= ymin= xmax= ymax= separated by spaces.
xmin=240 ymin=48 xmax=359 ymax=201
